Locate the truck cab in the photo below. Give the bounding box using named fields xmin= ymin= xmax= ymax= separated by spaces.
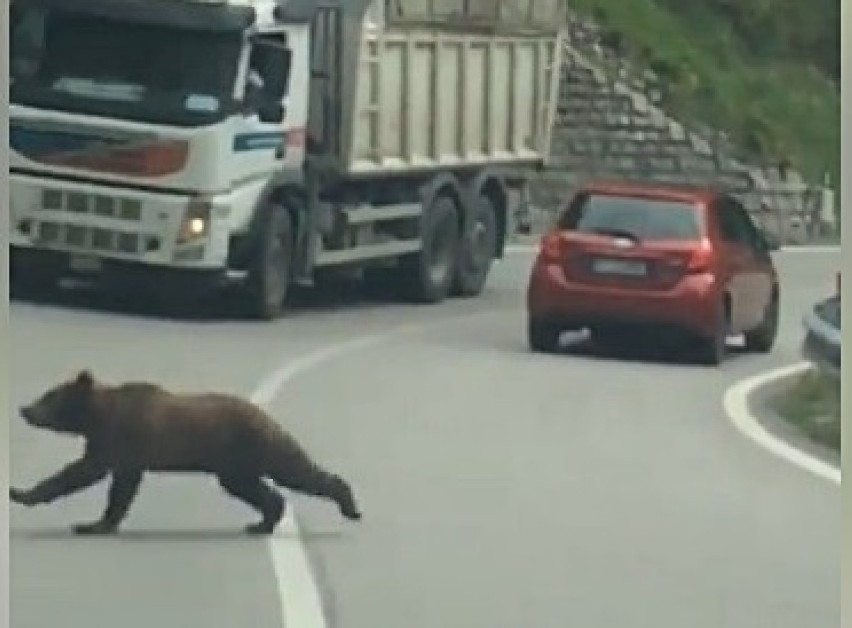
xmin=10 ymin=0 xmax=309 ymax=283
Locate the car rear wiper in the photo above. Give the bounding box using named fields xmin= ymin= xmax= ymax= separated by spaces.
xmin=590 ymin=228 xmax=642 ymax=243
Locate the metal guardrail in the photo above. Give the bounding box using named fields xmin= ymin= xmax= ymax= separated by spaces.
xmin=801 ymin=295 xmax=841 ymax=380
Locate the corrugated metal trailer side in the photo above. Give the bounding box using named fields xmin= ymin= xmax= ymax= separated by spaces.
xmin=345 ymin=26 xmax=563 ymax=174
xmin=300 ymin=0 xmax=565 ymax=179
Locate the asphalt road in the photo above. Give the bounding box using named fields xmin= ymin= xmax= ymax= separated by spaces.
xmin=8 ymin=247 xmax=840 ymax=628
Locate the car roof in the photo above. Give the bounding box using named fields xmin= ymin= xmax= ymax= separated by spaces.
xmin=578 ymin=179 xmax=722 ymax=205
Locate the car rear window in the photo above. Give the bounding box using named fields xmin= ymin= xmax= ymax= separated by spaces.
xmin=557 ymin=193 xmax=702 ymax=241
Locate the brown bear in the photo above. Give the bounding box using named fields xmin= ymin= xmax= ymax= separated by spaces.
xmin=9 ymin=370 xmax=362 ymax=535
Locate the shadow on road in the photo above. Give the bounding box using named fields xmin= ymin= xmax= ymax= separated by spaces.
xmin=481 ymin=331 xmax=751 ymax=368
xmin=11 ymin=526 xmax=344 ymax=542
xmin=554 ymin=334 xmax=751 ymax=367
xmin=11 ymin=275 xmax=414 ymax=324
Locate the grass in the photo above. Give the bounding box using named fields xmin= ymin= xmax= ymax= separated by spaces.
xmin=564 ymin=0 xmax=840 ymax=187
xmin=771 ymin=369 xmax=840 ymax=452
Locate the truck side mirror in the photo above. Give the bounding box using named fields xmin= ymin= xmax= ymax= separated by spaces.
xmin=246 ymin=35 xmax=291 ymax=124
xmin=259 ymin=48 xmax=290 ymax=102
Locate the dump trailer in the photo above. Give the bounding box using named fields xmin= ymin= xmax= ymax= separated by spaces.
xmin=10 ymin=0 xmax=565 ymax=318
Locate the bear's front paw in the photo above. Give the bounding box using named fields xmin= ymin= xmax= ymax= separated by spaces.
xmin=9 ymin=487 xmax=36 ymax=506
xmin=73 ymin=521 xmax=118 ymax=536
xmin=245 ymin=520 xmax=276 ymax=535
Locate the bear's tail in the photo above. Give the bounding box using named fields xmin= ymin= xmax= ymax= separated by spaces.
xmin=266 ymin=433 xmax=362 ymax=521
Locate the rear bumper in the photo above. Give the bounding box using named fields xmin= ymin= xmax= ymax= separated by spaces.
xmin=526 ymin=259 xmax=721 ymax=337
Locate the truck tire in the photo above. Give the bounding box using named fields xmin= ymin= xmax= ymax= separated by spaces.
xmin=453 ymin=194 xmax=497 ymax=297
xmin=399 ymin=194 xmax=460 ymax=303
xmin=246 ymin=206 xmax=294 ymax=320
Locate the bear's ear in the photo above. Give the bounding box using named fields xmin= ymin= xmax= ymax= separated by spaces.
xmin=75 ymin=370 xmax=95 ymax=390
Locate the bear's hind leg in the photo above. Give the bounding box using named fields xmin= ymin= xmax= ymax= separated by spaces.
xmin=218 ymin=474 xmax=285 ymax=535
xmin=272 ymin=468 xmax=361 ymax=521
xmin=74 ymin=470 xmax=143 ymax=535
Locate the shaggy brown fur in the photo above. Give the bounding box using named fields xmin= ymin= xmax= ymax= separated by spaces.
xmin=9 ymin=370 xmax=361 ymax=535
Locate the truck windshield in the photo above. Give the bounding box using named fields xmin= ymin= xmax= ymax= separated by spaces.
xmin=11 ymin=6 xmax=243 ymax=127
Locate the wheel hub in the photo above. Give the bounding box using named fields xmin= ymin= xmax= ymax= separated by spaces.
xmin=469 ymin=219 xmax=492 ymax=266
xmin=428 ymin=214 xmax=455 ymax=284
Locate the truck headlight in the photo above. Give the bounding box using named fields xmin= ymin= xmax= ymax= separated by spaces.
xmin=177 ymin=198 xmax=211 ymax=244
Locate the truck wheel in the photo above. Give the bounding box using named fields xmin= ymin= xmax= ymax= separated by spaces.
xmin=399 ymin=194 xmax=460 ymax=303
xmin=246 ymin=207 xmax=294 ymax=320
xmin=452 ymin=194 xmax=498 ymax=297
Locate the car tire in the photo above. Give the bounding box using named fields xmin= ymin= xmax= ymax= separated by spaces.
xmin=528 ymin=318 xmax=562 ymax=353
xmin=693 ymin=300 xmax=728 ymax=366
xmin=743 ymin=288 xmax=779 ymax=353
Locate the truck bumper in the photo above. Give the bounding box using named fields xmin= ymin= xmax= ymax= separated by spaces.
xmin=9 ymin=172 xmax=234 ymax=271
xmin=10 ymin=246 xmax=242 ymax=299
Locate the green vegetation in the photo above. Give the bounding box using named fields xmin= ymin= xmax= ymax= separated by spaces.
xmin=566 ymin=0 xmax=840 ymax=185
xmin=771 ymin=369 xmax=840 ymax=452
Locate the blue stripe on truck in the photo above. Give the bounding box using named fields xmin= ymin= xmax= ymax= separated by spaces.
xmin=232 ymin=132 xmax=286 ymax=152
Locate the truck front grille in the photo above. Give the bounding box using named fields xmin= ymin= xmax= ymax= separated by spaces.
xmin=23 ymin=187 xmax=159 ymax=257
xmin=33 ymin=220 xmax=160 ymax=256
xmin=39 ymin=189 xmax=142 ymax=222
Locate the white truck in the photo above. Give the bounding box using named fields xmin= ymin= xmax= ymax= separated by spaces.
xmin=10 ymin=0 xmax=565 ymax=318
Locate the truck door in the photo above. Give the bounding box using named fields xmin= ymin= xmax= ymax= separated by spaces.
xmin=229 ymin=28 xmax=308 ymax=187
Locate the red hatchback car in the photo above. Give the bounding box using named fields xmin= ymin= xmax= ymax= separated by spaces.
xmin=526 ymin=180 xmax=780 ymax=365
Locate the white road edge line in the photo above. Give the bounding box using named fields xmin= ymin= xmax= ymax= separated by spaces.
xmin=248 ymin=318 xmax=470 ymax=628
xmin=723 ymin=361 xmax=841 ymax=486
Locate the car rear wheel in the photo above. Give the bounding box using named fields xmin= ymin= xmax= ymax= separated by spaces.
xmin=528 ymin=318 xmax=562 ymax=353
xmin=691 ymin=299 xmax=728 ymax=366
xmin=744 ymin=289 xmax=779 ymax=353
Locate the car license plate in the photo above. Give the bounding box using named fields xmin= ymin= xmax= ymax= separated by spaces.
xmin=68 ymin=254 xmax=103 ymax=274
xmin=591 ymin=258 xmax=647 ymax=277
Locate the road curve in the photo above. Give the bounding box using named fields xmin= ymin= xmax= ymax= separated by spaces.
xmin=8 ymin=248 xmax=839 ymax=628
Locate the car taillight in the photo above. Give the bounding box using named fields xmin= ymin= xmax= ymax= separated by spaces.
xmin=539 ymin=232 xmax=566 ymax=263
xmin=686 ymin=239 xmax=714 ymax=273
